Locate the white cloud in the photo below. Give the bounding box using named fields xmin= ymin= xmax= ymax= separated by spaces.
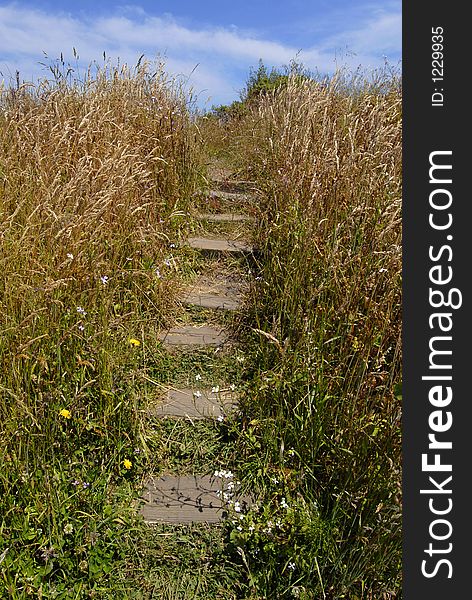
xmin=0 ymin=3 xmax=401 ymax=106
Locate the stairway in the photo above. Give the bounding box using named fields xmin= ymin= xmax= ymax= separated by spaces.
xmin=140 ymin=178 xmax=256 ymax=525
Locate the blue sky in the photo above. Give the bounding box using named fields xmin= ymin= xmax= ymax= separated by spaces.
xmin=0 ymin=1 xmax=401 ymax=107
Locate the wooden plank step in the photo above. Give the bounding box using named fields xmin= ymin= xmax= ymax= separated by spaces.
xmin=158 ymin=325 xmax=228 ymax=347
xmin=187 ymin=237 xmax=253 ymax=255
xmin=209 ymin=189 xmax=253 ymax=202
xmin=182 ymin=292 xmax=239 ymax=310
xmin=180 ymin=272 xmax=245 ymax=311
xmin=141 ymin=474 xmax=248 ymax=524
xmin=153 ymin=388 xmax=237 ymax=419
xmin=198 ymin=213 xmax=253 ymax=223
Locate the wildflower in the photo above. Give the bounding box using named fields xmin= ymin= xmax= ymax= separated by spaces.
xmin=230 ymin=384 xmax=236 ymax=391
xmin=234 ymin=501 xmax=241 ymax=512
xmin=59 ymin=409 xmax=71 ymax=419
xmin=211 ymin=385 xmax=219 ymax=393
xmin=195 ymin=374 xmax=202 ymax=381
xmin=100 ymin=275 xmax=109 ymax=285
xmin=249 ymin=525 xmax=255 ymax=532
xmin=155 ymin=268 xmax=162 ymax=278
xmin=281 ymin=497 xmax=289 ymax=509
xmin=78 ymin=560 xmax=88 ymax=572
xmin=67 ymin=253 xmax=74 ymax=260
xmin=64 ymin=523 xmax=74 ymax=535
xmin=128 ymin=338 xmax=140 ymax=347
xmin=82 ymin=482 xmax=90 ymax=489
xmin=169 ymin=243 xmax=176 ymax=248
xmin=76 ymin=306 xmax=86 ymax=316
xmin=193 ymin=391 xmax=202 ymax=398
xmin=288 ymin=561 xmax=296 ymax=571
xmin=214 ymin=469 xmax=233 ymax=479
xmin=217 ymin=415 xmax=224 ymax=422
xmin=40 ymin=546 xmax=56 ymax=561
xmin=72 ymin=479 xmax=80 ymax=486
xmin=379 ymin=267 xmax=388 ymax=273
xmin=123 ymin=459 xmax=132 ymax=470
xmin=78 ymin=324 xmax=84 ymax=332
xmin=164 ymin=258 xmax=172 ymax=267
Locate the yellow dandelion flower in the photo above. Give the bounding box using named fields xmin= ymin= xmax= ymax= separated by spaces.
xmin=59 ymin=409 xmax=71 ymax=419
xmin=123 ymin=459 xmax=132 ymax=470
xmin=128 ymin=338 xmax=140 ymax=347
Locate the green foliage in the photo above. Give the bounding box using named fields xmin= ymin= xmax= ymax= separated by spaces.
xmin=242 ymin=60 xmax=314 ymax=102
xmin=204 ymin=65 xmax=402 ymax=598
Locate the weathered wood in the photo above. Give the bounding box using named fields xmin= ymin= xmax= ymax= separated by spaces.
xmin=198 ymin=213 xmax=253 ymax=223
xmin=182 ymin=292 xmax=239 ymax=310
xmin=141 ymin=475 xmax=241 ymax=524
xmin=158 ymin=325 xmax=228 ymax=347
xmin=187 ymin=237 xmax=254 ymax=255
xmin=153 ymin=388 xmax=237 ymax=418
xmin=209 ymin=190 xmax=252 ymax=202
xmin=181 ymin=273 xmax=244 ymax=311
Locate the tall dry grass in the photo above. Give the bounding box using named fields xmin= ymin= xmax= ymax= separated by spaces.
xmin=0 ymin=60 xmax=202 ymax=595
xmin=225 ymin=70 xmax=402 ymax=597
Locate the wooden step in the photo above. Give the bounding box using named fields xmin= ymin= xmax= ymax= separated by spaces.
xmin=158 ymin=325 xmax=228 ymax=347
xmin=187 ymin=237 xmax=253 ymax=256
xmin=153 ymin=388 xmax=237 ymax=419
xmin=208 ymin=189 xmax=256 ymax=203
xmin=182 ymin=292 xmax=239 ymax=310
xmin=141 ymin=474 xmax=248 ymax=524
xmin=180 ymin=271 xmax=245 ymax=311
xmin=198 ymin=213 xmax=253 ymax=223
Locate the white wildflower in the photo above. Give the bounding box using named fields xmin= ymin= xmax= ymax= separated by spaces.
xmin=76 ymin=306 xmax=86 ymax=316
xmin=100 ymin=275 xmax=109 ymax=285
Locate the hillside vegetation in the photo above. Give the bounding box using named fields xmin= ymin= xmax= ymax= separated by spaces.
xmin=203 ymin=66 xmax=402 ymax=598
xmin=0 ymin=60 xmax=401 ymax=598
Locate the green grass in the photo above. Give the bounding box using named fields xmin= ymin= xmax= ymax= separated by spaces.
xmin=2 ymin=59 xmax=401 ymax=599
xmin=199 ymin=67 xmax=402 ymax=598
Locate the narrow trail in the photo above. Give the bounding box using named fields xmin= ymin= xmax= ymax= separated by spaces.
xmin=140 ymin=167 xmax=257 ymax=527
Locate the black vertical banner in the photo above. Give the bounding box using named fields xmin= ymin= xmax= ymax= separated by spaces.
xmin=404 ymin=3 xmax=469 ymax=598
